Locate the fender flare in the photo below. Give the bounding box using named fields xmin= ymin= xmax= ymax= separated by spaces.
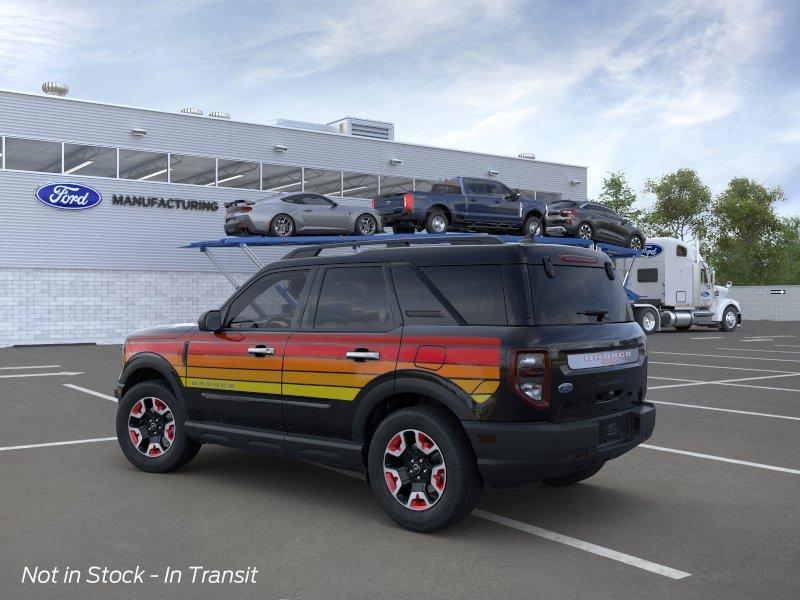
xmin=714 ymin=299 xmax=742 ymax=322
xmin=350 ymin=371 xmax=475 ymax=443
xmin=119 ymin=352 xmax=185 ymax=403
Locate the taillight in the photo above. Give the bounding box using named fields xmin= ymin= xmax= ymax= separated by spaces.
xmin=239 ymin=206 xmax=252 ymax=213
xmin=371 ymin=198 xmax=377 ymax=209
xmin=509 ymin=350 xmax=550 ymax=408
xmin=402 ymin=193 xmax=414 ymax=212
xmin=560 ymin=209 xmax=575 ymax=216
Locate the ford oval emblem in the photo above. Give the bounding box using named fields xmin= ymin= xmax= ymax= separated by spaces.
xmin=558 ymin=382 xmax=574 ymax=394
xmin=35 ymin=183 xmax=102 ymax=210
xmin=641 ymin=243 xmax=663 ymax=257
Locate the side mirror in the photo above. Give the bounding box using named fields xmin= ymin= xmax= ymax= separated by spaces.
xmin=330 ymin=201 xmax=338 ymax=208
xmin=726 ymin=281 xmax=732 ymax=288
xmin=198 ymin=309 xmax=223 ymax=332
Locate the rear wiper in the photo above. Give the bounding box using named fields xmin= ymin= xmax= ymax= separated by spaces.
xmin=577 ymin=309 xmax=608 ymax=322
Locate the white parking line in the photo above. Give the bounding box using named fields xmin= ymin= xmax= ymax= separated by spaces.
xmin=313 ymin=463 xmax=691 ymax=579
xmin=0 ymin=364 xmax=61 ymax=370
xmin=0 ymin=437 xmax=116 ymax=453
xmin=716 ymin=347 xmax=800 ymax=354
xmin=690 ymin=336 xmax=723 ymax=340
xmin=775 ymin=344 xmax=800 ymax=349
xmin=472 ymin=509 xmax=691 ymax=579
xmin=648 ymin=372 xmax=800 ymax=390
xmin=650 ymin=400 xmax=800 ymax=421
xmin=648 ymin=376 xmax=702 ymax=383
xmin=649 ymin=361 xmax=798 ymax=374
xmin=0 ymin=371 xmax=84 ymax=379
xmin=641 ymin=444 xmax=800 ymax=476
xmin=650 ymin=351 xmax=800 ymax=364
xmin=63 ymin=383 xmax=117 ymax=402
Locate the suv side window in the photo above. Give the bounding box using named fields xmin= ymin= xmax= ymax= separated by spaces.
xmin=391 ymin=264 xmax=458 ymax=325
xmin=226 ymin=269 xmax=310 ymax=330
xmin=421 ymin=265 xmax=507 ymax=325
xmin=313 ymin=266 xmax=394 ymax=331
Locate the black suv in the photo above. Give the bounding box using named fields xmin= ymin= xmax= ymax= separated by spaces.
xmin=115 ymin=238 xmax=655 ymax=532
xmin=546 ymin=201 xmax=646 ymax=249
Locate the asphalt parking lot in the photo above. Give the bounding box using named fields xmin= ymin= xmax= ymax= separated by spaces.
xmin=1 ymin=321 xmax=799 ymax=600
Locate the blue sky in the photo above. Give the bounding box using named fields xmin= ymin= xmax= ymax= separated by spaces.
xmin=1 ymin=0 xmax=799 ymax=213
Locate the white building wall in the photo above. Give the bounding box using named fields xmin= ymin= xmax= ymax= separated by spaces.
xmin=729 ymin=286 xmax=800 ymax=322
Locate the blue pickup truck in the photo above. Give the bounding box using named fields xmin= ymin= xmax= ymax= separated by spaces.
xmin=372 ymin=177 xmax=548 ymax=235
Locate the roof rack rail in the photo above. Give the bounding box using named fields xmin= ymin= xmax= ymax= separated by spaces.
xmin=283 ymin=234 xmax=502 ymax=259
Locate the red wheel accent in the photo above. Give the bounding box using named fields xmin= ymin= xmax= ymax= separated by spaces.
xmin=127 ymin=397 xmax=175 ymax=458
xmin=388 ymin=434 xmax=403 ymax=454
xmin=384 ymin=472 xmax=399 ymax=492
xmin=147 ymin=444 xmax=163 ymax=457
xmin=153 ymin=399 xmax=168 ymax=414
xmin=129 ymin=429 xmax=141 ymax=445
xmin=409 ymin=493 xmax=430 ymax=511
xmin=164 ymin=423 xmax=175 ymax=442
xmin=432 ymin=466 xmax=446 ymax=492
xmin=417 ymin=432 xmax=434 ymax=452
xmin=130 ymin=401 xmax=145 ymax=418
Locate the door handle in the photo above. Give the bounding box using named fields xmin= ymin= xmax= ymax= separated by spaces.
xmin=303 ymin=209 xmax=313 ymax=212
xmin=346 ymin=351 xmax=380 ymax=361
xmin=248 ymin=346 xmax=275 ymax=356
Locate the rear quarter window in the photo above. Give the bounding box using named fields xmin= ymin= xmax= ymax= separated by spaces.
xmin=530 ymin=264 xmax=632 ymax=325
xmin=421 ymin=265 xmax=507 ymax=325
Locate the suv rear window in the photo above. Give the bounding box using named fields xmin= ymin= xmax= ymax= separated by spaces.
xmin=422 ymin=265 xmax=507 ymax=325
xmin=530 ymin=265 xmax=631 ymax=325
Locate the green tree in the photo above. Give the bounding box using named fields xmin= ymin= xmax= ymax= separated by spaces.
xmin=597 ymin=171 xmax=643 ymax=225
xmin=643 ymin=169 xmax=711 ymax=241
xmin=705 ymin=177 xmax=792 ymax=285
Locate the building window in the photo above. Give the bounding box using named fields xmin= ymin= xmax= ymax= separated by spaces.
xmin=217 ymin=159 xmax=260 ymax=189
xmin=378 ymin=175 xmax=413 ymax=195
xmin=341 ymin=172 xmax=379 ymax=198
xmin=263 ymin=164 xmax=302 ymax=193
xmin=63 ymin=144 xmax=117 ymax=177
xmin=4 ymin=137 xmax=61 ymax=173
xmin=304 ymin=168 xmax=342 ymax=196
xmin=119 ymin=149 xmax=168 ymax=182
xmin=169 ymin=154 xmax=216 ymax=186
xmin=414 ymin=178 xmax=436 ymax=192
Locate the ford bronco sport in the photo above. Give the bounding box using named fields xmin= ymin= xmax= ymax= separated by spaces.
xmin=115 ymin=237 xmax=655 ymax=532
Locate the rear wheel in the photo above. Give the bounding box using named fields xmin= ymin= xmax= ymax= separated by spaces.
xmin=542 ymin=462 xmax=604 ymax=486
xmin=355 ymin=213 xmax=378 ymax=236
xmin=116 ymin=381 xmax=200 ymax=473
xmin=522 ymin=215 xmax=543 ymax=237
xmin=577 ymin=222 xmax=593 ymax=240
xmin=270 ymin=214 xmax=295 ymax=237
xmin=720 ymin=306 xmax=739 ymax=332
xmin=425 ymin=210 xmax=449 ymax=234
xmin=368 ymin=406 xmax=482 ymax=532
xmin=628 ymin=234 xmax=644 ymax=250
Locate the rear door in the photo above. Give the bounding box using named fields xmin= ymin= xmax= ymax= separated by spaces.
xmin=282 ymin=264 xmax=402 ymax=441
xmin=184 ymin=268 xmax=314 ymax=436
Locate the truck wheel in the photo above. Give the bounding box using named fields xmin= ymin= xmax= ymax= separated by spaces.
xmin=577 ymin=222 xmax=593 ymax=240
xmin=522 ymin=215 xmax=543 ymax=237
xmin=368 ymin=406 xmax=482 ymax=532
xmin=116 ymin=381 xmax=201 ymax=473
xmin=542 ymin=462 xmax=604 ymax=486
xmin=635 ymin=307 xmax=658 ymax=334
xmin=425 ymin=210 xmax=449 ymax=234
xmin=719 ymin=306 xmax=739 ymax=332
xmin=269 ymin=214 xmax=295 ymax=237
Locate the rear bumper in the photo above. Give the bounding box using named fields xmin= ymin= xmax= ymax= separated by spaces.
xmin=462 ymin=403 xmax=655 ymax=489
xmin=224 ymin=215 xmax=269 ymax=236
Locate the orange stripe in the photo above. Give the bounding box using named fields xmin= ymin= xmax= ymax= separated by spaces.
xmin=188 ymin=355 xmax=282 ymax=369
xmin=284 ymin=357 xmax=396 ymax=375
xmin=187 ymin=367 xmax=281 ymax=383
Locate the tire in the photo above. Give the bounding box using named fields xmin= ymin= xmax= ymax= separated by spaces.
xmin=392 ymin=225 xmax=416 ymax=235
xmin=576 ymin=222 xmax=593 ymax=240
xmin=628 ymin=234 xmax=644 ymax=250
xmin=635 ymin=307 xmax=658 ymax=334
xmin=116 ymin=381 xmax=200 ymax=473
xmin=521 ymin=215 xmax=543 ymax=237
xmin=425 ymin=209 xmax=449 ymax=234
xmin=542 ymin=462 xmax=604 ymax=487
xmin=355 ymin=213 xmax=378 ymax=236
xmin=719 ymin=306 xmax=739 ymax=332
xmin=368 ymin=406 xmax=483 ymax=532
xmin=269 ymin=214 xmax=295 ymax=237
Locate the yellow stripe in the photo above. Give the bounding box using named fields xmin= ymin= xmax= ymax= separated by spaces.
xmin=474 ymin=380 xmax=500 ymax=394
xmin=283 ymin=383 xmax=359 ymax=401
xmin=182 ymin=377 xmax=280 ymax=395
xmin=471 ymin=394 xmax=492 ymax=403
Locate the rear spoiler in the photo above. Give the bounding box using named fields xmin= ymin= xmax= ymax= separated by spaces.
xmin=223 ymin=199 xmax=255 ymax=209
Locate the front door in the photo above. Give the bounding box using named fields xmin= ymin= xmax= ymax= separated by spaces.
xmin=300 ymin=194 xmax=350 ymax=232
xmin=282 ymin=264 xmax=402 ymax=440
xmin=183 ymin=268 xmax=314 ymax=433
xmin=464 ymin=179 xmax=495 ymax=226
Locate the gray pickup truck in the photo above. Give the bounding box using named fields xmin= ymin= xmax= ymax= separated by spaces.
xmin=372 ymin=177 xmax=548 ymax=235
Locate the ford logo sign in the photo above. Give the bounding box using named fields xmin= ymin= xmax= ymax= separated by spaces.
xmin=700 ymin=290 xmax=710 ymax=298
xmin=35 ymin=183 xmax=102 ymax=210
xmin=641 ymin=243 xmax=663 ymax=257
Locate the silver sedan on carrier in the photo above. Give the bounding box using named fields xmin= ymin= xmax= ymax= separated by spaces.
xmin=224 ymin=192 xmax=384 ymax=237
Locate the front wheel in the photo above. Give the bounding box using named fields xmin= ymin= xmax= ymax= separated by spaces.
xmin=368 ymin=406 xmax=482 ymax=532
xmin=719 ymin=306 xmax=739 ymax=332
xmin=522 ymin=215 xmax=543 ymax=237
xmin=628 ymin=234 xmax=644 ymax=250
xmin=635 ymin=307 xmax=658 ymax=334
xmin=576 ymin=222 xmax=593 ymax=240
xmin=542 ymin=462 xmax=604 ymax=486
xmin=116 ymin=381 xmax=200 ymax=473
xmin=355 ymin=213 xmax=378 ymax=236
xmin=425 ymin=210 xmax=449 ymax=234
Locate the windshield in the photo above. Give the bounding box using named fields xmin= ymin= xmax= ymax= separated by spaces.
xmin=530 ymin=264 xmax=632 ymax=325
